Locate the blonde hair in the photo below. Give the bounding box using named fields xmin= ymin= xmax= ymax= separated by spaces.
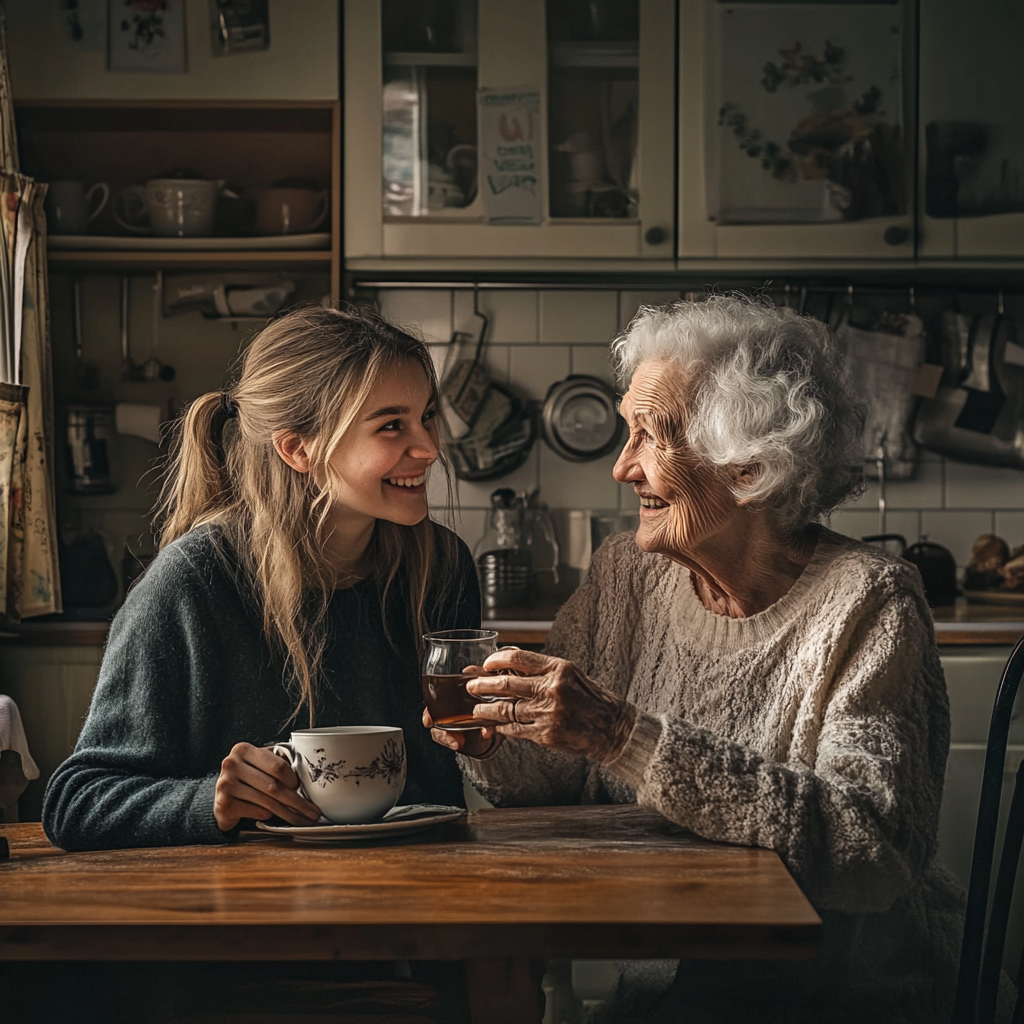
xmin=156 ymin=304 xmax=458 ymax=726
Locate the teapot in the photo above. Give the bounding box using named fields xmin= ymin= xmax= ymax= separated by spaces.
xmin=474 ymin=488 xmax=559 ymax=612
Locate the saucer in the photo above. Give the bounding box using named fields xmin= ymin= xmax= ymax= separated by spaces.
xmin=255 ymin=804 xmax=465 ymax=843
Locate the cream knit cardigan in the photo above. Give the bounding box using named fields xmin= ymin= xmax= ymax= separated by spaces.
xmin=461 ymin=527 xmax=975 ymax=1023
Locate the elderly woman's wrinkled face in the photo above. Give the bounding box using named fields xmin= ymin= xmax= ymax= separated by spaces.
xmin=613 ymin=359 xmax=738 ymax=560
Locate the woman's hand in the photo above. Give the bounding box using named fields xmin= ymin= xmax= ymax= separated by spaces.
xmin=214 ymin=742 xmax=322 ymax=832
xmin=422 ymin=706 xmax=503 ymax=759
xmin=467 ymin=648 xmax=637 ymax=764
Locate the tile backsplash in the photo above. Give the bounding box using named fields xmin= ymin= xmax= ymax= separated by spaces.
xmin=380 ymin=287 xmax=1024 ymax=572
xmin=50 ymin=279 xmax=1024 ymax=614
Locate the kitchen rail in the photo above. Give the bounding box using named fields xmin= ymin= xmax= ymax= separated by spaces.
xmin=3 ymin=609 xmax=1024 ymax=647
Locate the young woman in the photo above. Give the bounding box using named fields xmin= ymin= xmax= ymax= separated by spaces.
xmin=43 ymin=304 xmax=480 ymax=850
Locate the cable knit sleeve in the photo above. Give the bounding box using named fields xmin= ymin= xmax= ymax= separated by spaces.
xmin=43 ymin=540 xmax=238 ymax=851
xmin=607 ymin=574 xmax=950 ymax=914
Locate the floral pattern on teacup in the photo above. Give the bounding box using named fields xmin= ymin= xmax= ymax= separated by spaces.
xmin=343 ymin=738 xmax=405 ymax=786
xmin=303 ymin=748 xmax=345 ymax=788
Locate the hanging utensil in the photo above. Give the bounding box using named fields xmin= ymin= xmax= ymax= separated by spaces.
xmin=440 ymin=288 xmax=490 ymax=438
xmin=120 ymin=276 xmax=137 ymax=382
xmin=140 ymin=271 xmax=175 ymax=382
xmin=121 ymin=274 xmax=174 ymax=383
xmin=72 ymin=277 xmax=98 ymax=390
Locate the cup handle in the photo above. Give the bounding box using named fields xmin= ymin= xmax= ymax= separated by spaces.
xmin=310 ymin=190 xmax=329 ymax=231
xmin=113 ymin=186 xmax=149 ymax=235
xmin=86 ymin=183 xmax=109 ymax=222
xmin=271 ymin=742 xmax=313 ymax=804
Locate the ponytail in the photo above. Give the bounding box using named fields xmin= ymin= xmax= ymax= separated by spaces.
xmin=153 ymin=305 xmax=458 ymax=727
xmin=157 ymin=391 xmax=236 ymax=544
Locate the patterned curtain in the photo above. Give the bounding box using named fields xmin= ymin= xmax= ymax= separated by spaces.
xmin=0 ymin=5 xmax=60 ymax=620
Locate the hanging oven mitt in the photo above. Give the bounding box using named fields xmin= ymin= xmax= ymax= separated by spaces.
xmin=440 ymin=307 xmax=537 ymax=480
xmin=836 ymin=311 xmax=927 ymax=480
xmin=913 ymin=312 xmax=1024 ymax=469
xmin=439 ymin=313 xmax=490 ymax=440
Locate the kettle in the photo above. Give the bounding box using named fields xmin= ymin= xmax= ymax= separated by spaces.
xmin=862 ymin=534 xmax=959 ymax=607
xmin=474 ymin=488 xmax=559 ymax=612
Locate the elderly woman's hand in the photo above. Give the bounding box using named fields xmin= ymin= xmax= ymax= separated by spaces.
xmin=422 ymin=705 xmax=503 ymax=758
xmin=468 ymin=648 xmax=637 ymax=763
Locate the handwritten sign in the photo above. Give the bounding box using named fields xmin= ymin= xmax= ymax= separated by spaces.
xmin=478 ymin=87 xmax=543 ymax=223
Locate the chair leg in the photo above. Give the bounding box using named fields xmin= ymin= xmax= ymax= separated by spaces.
xmin=979 ymin=761 xmax=1024 ymax=1024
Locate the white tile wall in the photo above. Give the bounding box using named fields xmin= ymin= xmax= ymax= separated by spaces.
xmin=571 ymin=345 xmax=616 ymax=383
xmin=378 ymin=289 xmax=451 ymax=342
xmin=845 ymin=455 xmax=944 ymax=511
xmin=540 ymin=290 xmax=617 ymax=344
xmin=509 ymin=344 xmax=570 ymax=402
xmin=827 ymin=509 xmax=921 ymax=547
xmin=379 ymin=288 xmax=1024 ymax=560
xmin=920 ymin=510 xmax=997 ymax=568
xmin=994 ymin=511 xmax=1024 ymax=546
xmin=945 ymin=460 xmax=1024 ymax=510
xmin=618 ymin=290 xmax=680 ymax=331
xmin=539 ymin=447 xmax=621 ymax=510
xmin=461 ymin=289 xmax=538 ymax=343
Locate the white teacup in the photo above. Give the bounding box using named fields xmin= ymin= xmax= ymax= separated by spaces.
xmin=114 ymin=179 xmax=219 ymax=237
xmin=273 ymin=726 xmax=406 ymax=825
xmin=45 ymin=180 xmax=109 ymax=235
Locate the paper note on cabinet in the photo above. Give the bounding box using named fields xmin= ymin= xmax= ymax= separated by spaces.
xmin=479 ymin=87 xmax=543 ymax=223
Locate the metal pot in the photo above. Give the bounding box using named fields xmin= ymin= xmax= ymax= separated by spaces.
xmin=541 ymin=375 xmax=623 ymax=463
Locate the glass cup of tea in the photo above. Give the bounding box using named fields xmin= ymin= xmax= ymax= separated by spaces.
xmin=421 ymin=629 xmax=500 ymax=731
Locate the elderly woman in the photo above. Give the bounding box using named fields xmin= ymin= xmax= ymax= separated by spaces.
xmin=429 ymin=295 xmax=976 ymax=1023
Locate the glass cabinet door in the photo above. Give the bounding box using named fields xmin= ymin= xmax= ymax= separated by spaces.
xmin=346 ymin=0 xmax=675 ymax=262
xmin=677 ymin=0 xmax=916 ymax=260
xmin=382 ymin=0 xmax=478 ymax=218
xmin=919 ymin=0 xmax=1024 ymax=258
xmin=546 ymin=0 xmax=640 ymax=221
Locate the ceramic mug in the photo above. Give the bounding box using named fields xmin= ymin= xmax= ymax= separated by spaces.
xmin=273 ymin=726 xmax=406 ymax=824
xmin=254 ymin=187 xmax=328 ymax=235
xmin=114 ymin=179 xmax=219 ymax=237
xmin=45 ymin=180 xmax=110 ymax=235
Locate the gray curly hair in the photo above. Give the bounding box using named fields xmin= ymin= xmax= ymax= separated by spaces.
xmin=611 ymin=294 xmax=866 ymax=535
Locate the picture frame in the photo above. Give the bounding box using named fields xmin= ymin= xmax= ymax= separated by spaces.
xmin=108 ymin=0 xmax=187 ymax=74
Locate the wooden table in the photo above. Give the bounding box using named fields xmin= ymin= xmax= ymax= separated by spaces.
xmin=0 ymin=805 xmax=819 ymax=1023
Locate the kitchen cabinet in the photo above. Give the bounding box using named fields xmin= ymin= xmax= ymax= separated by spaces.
xmin=344 ymin=0 xmax=676 ymax=268
xmin=0 ymin=641 xmax=103 ymax=824
xmin=938 ymin=647 xmax=1024 ymax=976
xmin=677 ymin=0 xmax=917 ymax=262
xmin=918 ymin=0 xmax=1024 ymax=260
xmin=15 ymin=101 xmax=342 ymax=297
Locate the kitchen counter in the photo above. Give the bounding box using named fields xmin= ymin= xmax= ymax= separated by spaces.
xmin=4 ymin=603 xmax=1023 ymax=647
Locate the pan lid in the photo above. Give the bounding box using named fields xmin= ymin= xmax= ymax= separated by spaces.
xmin=541 ymin=375 xmax=623 ymax=463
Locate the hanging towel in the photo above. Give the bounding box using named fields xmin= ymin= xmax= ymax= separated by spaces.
xmin=836 ymin=311 xmax=927 ymax=480
xmin=0 ymin=694 xmax=39 ymax=813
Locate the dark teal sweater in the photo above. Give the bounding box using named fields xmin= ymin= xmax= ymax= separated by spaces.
xmin=43 ymin=523 xmax=480 ymax=851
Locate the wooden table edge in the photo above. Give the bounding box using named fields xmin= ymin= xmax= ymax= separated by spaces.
xmin=0 ymin=922 xmax=820 ymax=962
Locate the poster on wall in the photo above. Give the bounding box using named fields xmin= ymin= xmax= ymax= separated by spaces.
xmin=108 ymin=0 xmax=187 ymax=73
xmin=710 ymin=2 xmax=905 ymax=225
xmin=61 ymin=0 xmax=108 ymax=51
xmin=478 ymin=86 xmax=543 ymax=223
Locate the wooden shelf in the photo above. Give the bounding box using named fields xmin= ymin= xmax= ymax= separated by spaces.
xmin=47 ymin=249 xmax=332 ymax=272
xmin=17 ymin=98 xmax=342 ymax=296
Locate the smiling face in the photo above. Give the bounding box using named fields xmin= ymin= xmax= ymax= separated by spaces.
xmin=323 ymin=358 xmax=440 ymax=530
xmin=612 ymin=359 xmax=738 ymax=561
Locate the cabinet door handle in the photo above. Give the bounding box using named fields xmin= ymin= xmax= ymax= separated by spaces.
xmin=644 ymin=226 xmax=669 ymax=246
xmin=883 ymin=225 xmax=910 ymax=246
